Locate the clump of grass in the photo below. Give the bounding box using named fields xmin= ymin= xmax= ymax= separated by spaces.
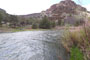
xmin=70 ymin=46 xmax=84 ymax=60
xmin=62 ymin=26 xmax=90 ymax=60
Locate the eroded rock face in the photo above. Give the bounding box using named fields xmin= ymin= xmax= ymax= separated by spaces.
xmin=41 ymin=0 xmax=87 ymax=21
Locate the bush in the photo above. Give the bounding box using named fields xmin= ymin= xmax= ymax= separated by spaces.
xmin=32 ymin=23 xmax=38 ymax=29
xmin=51 ymin=21 xmax=56 ymax=28
xmin=58 ymin=20 xmax=62 ymax=26
xmin=75 ymin=20 xmax=85 ymax=26
xmin=39 ymin=16 xmax=51 ymax=29
xmin=0 ymin=13 xmax=3 ymax=26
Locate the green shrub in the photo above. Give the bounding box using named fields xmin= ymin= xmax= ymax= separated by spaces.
xmin=58 ymin=20 xmax=62 ymax=26
xmin=0 ymin=13 xmax=3 ymax=26
xmin=39 ymin=16 xmax=51 ymax=29
xmin=74 ymin=20 xmax=85 ymax=26
xmin=51 ymin=21 xmax=56 ymax=28
xmin=32 ymin=23 xmax=38 ymax=29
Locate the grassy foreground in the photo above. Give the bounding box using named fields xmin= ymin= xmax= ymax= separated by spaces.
xmin=62 ymin=26 xmax=90 ymax=60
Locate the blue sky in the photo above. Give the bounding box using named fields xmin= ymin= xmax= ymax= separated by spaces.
xmin=73 ymin=0 xmax=90 ymax=11
xmin=51 ymin=0 xmax=90 ymax=5
xmin=73 ymin=0 xmax=90 ymax=5
xmin=0 ymin=0 xmax=90 ymax=15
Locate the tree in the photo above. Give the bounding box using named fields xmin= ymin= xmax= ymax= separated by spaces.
xmin=0 ymin=13 xmax=3 ymax=26
xmin=32 ymin=23 xmax=38 ymax=29
xmin=51 ymin=21 xmax=56 ymax=28
xmin=58 ymin=20 xmax=65 ymax=26
xmin=9 ymin=15 xmax=19 ymax=28
xmin=58 ymin=20 xmax=62 ymax=26
xmin=39 ymin=16 xmax=51 ymax=29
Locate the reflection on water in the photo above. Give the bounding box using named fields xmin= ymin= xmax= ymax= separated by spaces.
xmin=0 ymin=30 xmax=69 ymax=60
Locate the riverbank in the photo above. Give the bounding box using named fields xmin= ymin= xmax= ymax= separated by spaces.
xmin=0 ymin=26 xmax=83 ymax=33
xmin=62 ymin=26 xmax=90 ymax=60
xmin=0 ymin=27 xmax=51 ymax=33
xmin=0 ymin=27 xmax=14 ymax=33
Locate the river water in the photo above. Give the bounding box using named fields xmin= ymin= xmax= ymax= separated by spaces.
xmin=0 ymin=30 xmax=69 ymax=60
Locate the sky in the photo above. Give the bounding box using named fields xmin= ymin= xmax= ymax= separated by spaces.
xmin=0 ymin=0 xmax=90 ymax=15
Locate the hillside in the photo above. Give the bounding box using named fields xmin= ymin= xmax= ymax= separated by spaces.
xmin=42 ymin=0 xmax=87 ymax=17
xmin=0 ymin=0 xmax=90 ymax=29
xmin=16 ymin=0 xmax=89 ymax=26
xmin=41 ymin=0 xmax=88 ymax=25
xmin=18 ymin=13 xmax=42 ymax=20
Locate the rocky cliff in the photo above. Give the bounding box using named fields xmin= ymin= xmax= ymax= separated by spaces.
xmin=41 ymin=0 xmax=87 ymax=21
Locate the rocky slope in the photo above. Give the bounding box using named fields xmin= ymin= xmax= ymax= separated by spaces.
xmin=43 ymin=0 xmax=87 ymax=17
xmin=41 ymin=0 xmax=88 ymax=25
xmin=18 ymin=13 xmax=42 ymax=20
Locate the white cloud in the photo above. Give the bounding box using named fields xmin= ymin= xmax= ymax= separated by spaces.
xmin=0 ymin=0 xmax=52 ymax=15
xmin=83 ymin=4 xmax=90 ymax=11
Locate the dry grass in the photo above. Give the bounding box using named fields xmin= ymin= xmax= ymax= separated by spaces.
xmin=62 ymin=26 xmax=90 ymax=60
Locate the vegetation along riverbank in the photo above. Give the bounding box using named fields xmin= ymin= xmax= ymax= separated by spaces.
xmin=62 ymin=25 xmax=90 ymax=60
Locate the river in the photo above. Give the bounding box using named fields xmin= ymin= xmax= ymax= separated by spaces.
xmin=0 ymin=30 xmax=69 ymax=60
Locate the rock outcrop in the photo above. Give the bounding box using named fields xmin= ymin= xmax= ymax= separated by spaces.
xmin=41 ymin=0 xmax=87 ymax=21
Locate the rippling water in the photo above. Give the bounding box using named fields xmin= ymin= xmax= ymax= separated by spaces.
xmin=0 ymin=30 xmax=69 ymax=60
